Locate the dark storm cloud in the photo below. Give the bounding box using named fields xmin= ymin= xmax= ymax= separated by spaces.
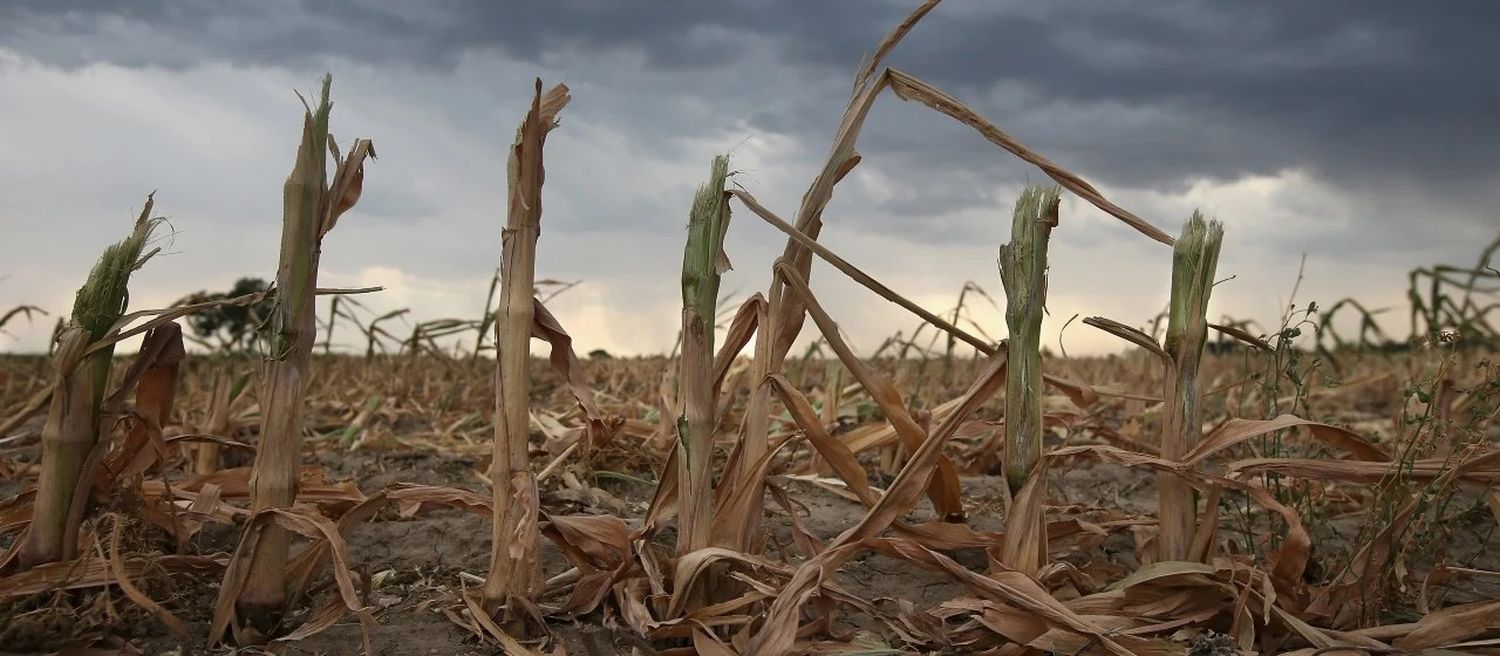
xmin=4 ymin=0 xmax=1497 ymax=239
xmin=0 ymin=0 xmax=896 ymax=72
xmin=890 ymin=2 xmax=1500 ymax=191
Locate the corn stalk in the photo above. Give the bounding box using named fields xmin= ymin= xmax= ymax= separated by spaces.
xmin=195 ymin=374 xmax=229 ymax=475
xmin=1158 ymin=212 xmax=1223 ymax=560
xmin=235 ymin=74 xmax=375 ymax=634
xmin=997 ymin=185 xmax=1059 ymax=491
xmin=482 ymin=80 xmax=571 ymax=620
xmin=676 ymin=155 xmax=731 ymax=557
xmin=18 ymin=200 xmax=162 ymax=568
xmin=733 ymin=4 xmax=948 ymax=549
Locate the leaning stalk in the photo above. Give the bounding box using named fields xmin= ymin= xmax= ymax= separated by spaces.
xmin=997 ymin=185 xmax=1059 ymax=491
xmin=1158 ymin=212 xmax=1223 ymax=561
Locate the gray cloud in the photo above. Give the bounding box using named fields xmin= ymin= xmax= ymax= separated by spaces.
xmin=0 ymin=0 xmax=1495 ymax=355
xmin=6 ymin=0 xmax=1493 ymax=194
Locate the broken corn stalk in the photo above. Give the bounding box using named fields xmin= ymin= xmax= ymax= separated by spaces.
xmin=482 ymin=80 xmax=570 ymax=625
xmin=998 ymin=185 xmax=1060 ymax=491
xmin=676 ymin=155 xmax=731 ymax=558
xmin=237 ymin=74 xmax=375 ymax=635
xmin=1158 ymin=212 xmax=1223 ymax=561
xmin=19 ymin=200 xmax=162 ymax=568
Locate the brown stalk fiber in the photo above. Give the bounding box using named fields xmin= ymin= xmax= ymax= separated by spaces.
xmin=236 ymin=74 xmax=375 ymax=635
xmin=482 ymin=80 xmax=571 ymax=617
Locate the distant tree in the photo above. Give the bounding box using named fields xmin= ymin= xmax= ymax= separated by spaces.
xmin=178 ymin=277 xmax=273 ymax=351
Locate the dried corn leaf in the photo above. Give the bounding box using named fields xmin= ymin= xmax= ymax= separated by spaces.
xmin=1185 ymin=415 xmax=1388 ymax=465
xmin=768 ymin=374 xmax=877 ymax=507
xmin=776 ymin=262 xmax=965 ymax=519
xmin=102 ymin=513 xmax=188 ymax=641
xmin=320 ymin=138 xmax=376 ymax=237
xmin=712 ymin=294 xmax=765 ymax=395
xmin=211 ymin=507 xmax=375 ymax=651
xmin=746 ymin=353 xmax=1006 ymax=655
xmin=887 ymin=70 xmax=1172 ymax=246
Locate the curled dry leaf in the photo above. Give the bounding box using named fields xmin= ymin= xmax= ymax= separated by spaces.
xmin=210 ymin=506 xmax=376 ymax=653
xmin=1184 ymin=414 xmax=1389 ymax=465
xmin=711 ymin=293 xmax=765 ymax=396
xmin=532 ymin=297 xmax=611 ymax=450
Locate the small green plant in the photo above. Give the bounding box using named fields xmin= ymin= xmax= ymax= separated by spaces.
xmin=1333 ymin=341 xmax=1496 ymax=625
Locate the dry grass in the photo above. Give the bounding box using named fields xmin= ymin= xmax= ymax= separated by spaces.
xmin=0 ymin=338 xmax=1497 ymax=653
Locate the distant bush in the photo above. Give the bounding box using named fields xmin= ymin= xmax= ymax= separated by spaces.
xmin=176 ymin=277 xmax=272 ymax=351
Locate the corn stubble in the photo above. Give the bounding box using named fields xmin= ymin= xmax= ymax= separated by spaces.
xmin=996 ymin=185 xmax=1060 ymax=491
xmin=992 ymin=184 xmax=1060 ymax=579
xmin=675 ymin=155 xmax=731 ymax=558
xmin=233 ymin=74 xmax=375 ymax=635
xmin=18 ymin=202 xmax=163 ymax=568
xmin=1158 ymin=213 xmax=1223 ymax=561
xmin=482 ymin=80 xmax=571 ymax=622
xmin=4 ymin=1 xmax=1500 ymax=654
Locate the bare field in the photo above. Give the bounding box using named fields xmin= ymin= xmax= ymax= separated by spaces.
xmin=2 ymin=348 xmax=1498 ymax=655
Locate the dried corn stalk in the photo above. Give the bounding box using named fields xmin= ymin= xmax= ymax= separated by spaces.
xmin=235 ymin=74 xmax=375 ymax=635
xmin=734 ymin=1 xmax=945 ymax=551
xmin=482 ymin=80 xmax=571 ymax=621
xmin=194 ymin=370 xmax=249 ymax=475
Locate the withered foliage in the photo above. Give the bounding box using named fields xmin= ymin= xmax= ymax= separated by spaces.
xmin=3 ymin=2 xmax=1500 ymax=655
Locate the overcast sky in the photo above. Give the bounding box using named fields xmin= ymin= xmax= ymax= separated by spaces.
xmin=2 ymin=1 xmax=1496 ymax=356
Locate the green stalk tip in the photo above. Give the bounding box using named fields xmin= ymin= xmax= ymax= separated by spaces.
xmin=72 ymin=210 xmax=161 ymax=341
xmin=998 ymin=184 xmax=1060 ymax=490
xmin=1166 ymin=211 xmax=1225 ymax=355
